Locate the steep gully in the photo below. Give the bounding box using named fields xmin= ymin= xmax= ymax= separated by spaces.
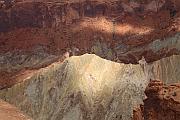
xmin=0 ymin=0 xmax=180 ymax=120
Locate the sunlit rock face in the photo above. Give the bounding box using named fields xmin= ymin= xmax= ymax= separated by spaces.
xmin=0 ymin=54 xmax=147 ymax=120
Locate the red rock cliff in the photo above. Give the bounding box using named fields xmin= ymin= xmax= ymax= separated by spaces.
xmin=0 ymin=0 xmax=180 ymax=64
xmin=133 ymin=80 xmax=180 ymax=120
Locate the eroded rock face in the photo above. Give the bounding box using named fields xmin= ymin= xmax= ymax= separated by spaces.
xmin=0 ymin=54 xmax=148 ymax=120
xmin=144 ymin=80 xmax=180 ymax=120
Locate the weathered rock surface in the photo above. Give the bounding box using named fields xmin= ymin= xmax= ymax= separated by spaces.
xmin=0 ymin=99 xmax=32 ymax=120
xmin=143 ymin=80 xmax=180 ymax=120
xmin=0 ymin=54 xmax=148 ymax=120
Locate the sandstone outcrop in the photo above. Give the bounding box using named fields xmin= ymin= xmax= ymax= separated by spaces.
xmin=134 ymin=80 xmax=180 ymax=120
xmin=133 ymin=80 xmax=180 ymax=120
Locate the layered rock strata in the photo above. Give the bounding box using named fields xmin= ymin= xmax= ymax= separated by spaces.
xmin=0 ymin=0 xmax=180 ymax=63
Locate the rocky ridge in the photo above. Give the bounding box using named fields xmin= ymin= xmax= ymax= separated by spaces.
xmin=0 ymin=54 xmax=148 ymax=120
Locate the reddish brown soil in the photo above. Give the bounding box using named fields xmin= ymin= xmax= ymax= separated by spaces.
xmin=0 ymin=99 xmax=31 ymax=120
